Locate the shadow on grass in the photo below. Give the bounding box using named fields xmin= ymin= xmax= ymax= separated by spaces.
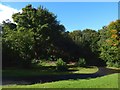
xmin=2 ymin=66 xmax=120 ymax=85
xmin=95 ymin=67 xmax=120 ymax=76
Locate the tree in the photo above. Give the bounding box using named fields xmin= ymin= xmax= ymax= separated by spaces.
xmin=12 ymin=4 xmax=65 ymax=60
xmin=98 ymin=20 xmax=120 ymax=67
xmin=2 ymin=4 xmax=65 ymax=67
xmin=2 ymin=20 xmax=34 ymax=67
xmin=68 ymin=29 xmax=101 ymax=65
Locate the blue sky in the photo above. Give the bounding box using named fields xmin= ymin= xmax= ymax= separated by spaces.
xmin=0 ymin=2 xmax=118 ymax=31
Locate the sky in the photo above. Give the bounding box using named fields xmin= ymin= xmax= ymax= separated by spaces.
xmin=0 ymin=2 xmax=118 ymax=31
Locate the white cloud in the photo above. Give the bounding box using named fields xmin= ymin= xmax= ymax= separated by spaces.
xmin=0 ymin=4 xmax=21 ymax=23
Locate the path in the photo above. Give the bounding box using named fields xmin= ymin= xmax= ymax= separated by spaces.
xmin=2 ymin=67 xmax=120 ymax=85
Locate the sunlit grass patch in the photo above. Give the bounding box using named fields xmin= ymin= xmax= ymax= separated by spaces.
xmin=3 ymin=73 xmax=119 ymax=88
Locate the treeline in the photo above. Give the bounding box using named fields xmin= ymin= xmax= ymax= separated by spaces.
xmin=2 ymin=5 xmax=120 ymax=68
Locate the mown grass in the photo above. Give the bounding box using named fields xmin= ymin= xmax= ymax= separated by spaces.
xmin=69 ymin=66 xmax=98 ymax=74
xmin=2 ymin=66 xmax=98 ymax=77
xmin=3 ymin=61 xmax=98 ymax=77
xmin=2 ymin=61 xmax=120 ymax=88
xmin=2 ymin=73 xmax=119 ymax=88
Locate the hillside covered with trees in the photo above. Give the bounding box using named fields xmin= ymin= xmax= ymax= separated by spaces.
xmin=2 ymin=4 xmax=120 ymax=68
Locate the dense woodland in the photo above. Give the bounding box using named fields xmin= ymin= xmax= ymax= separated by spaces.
xmin=1 ymin=5 xmax=120 ymax=68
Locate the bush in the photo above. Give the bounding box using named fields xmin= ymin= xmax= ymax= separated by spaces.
xmin=56 ymin=58 xmax=67 ymax=71
xmin=77 ymin=58 xmax=86 ymax=67
xmin=114 ymin=62 xmax=120 ymax=68
xmin=106 ymin=61 xmax=114 ymax=67
xmin=107 ymin=61 xmax=120 ymax=68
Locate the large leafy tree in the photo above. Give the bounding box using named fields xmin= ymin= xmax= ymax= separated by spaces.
xmin=2 ymin=4 xmax=65 ymax=67
xmin=98 ymin=20 xmax=120 ymax=67
xmin=12 ymin=4 xmax=65 ymax=60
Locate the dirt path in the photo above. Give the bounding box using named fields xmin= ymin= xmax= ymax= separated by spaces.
xmin=2 ymin=67 xmax=120 ymax=85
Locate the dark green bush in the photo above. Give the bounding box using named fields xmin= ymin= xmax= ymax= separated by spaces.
xmin=107 ymin=61 xmax=120 ymax=68
xmin=77 ymin=58 xmax=86 ymax=67
xmin=114 ymin=62 xmax=120 ymax=68
xmin=106 ymin=61 xmax=114 ymax=67
xmin=56 ymin=58 xmax=67 ymax=71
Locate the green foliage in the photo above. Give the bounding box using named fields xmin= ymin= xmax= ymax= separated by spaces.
xmin=68 ymin=29 xmax=101 ymax=65
xmin=114 ymin=62 xmax=120 ymax=68
xmin=2 ymin=4 xmax=120 ymax=68
xmin=77 ymin=58 xmax=86 ymax=67
xmin=98 ymin=20 xmax=120 ymax=68
xmin=2 ymin=21 xmax=34 ymax=68
xmin=107 ymin=61 xmax=120 ymax=68
xmin=12 ymin=4 xmax=65 ymax=60
xmin=56 ymin=58 xmax=67 ymax=71
xmin=2 ymin=4 xmax=65 ymax=68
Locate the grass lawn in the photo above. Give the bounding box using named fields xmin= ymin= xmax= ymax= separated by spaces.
xmin=3 ymin=61 xmax=98 ymax=77
xmin=2 ymin=73 xmax=119 ymax=88
xmin=2 ymin=66 xmax=98 ymax=77
xmin=2 ymin=61 xmax=120 ymax=88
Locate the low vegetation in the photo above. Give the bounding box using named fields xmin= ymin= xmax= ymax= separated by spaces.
xmin=3 ymin=73 xmax=119 ymax=88
xmin=56 ymin=58 xmax=68 ymax=71
xmin=76 ymin=58 xmax=86 ymax=67
xmin=3 ymin=62 xmax=98 ymax=77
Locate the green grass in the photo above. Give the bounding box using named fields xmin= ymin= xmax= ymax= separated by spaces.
xmin=69 ymin=66 xmax=98 ymax=74
xmin=2 ymin=61 xmax=119 ymax=88
xmin=3 ymin=73 xmax=119 ymax=88
xmin=3 ymin=61 xmax=98 ymax=77
xmin=3 ymin=66 xmax=98 ymax=77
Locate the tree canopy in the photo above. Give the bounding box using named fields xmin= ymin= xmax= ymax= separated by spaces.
xmin=98 ymin=20 xmax=120 ymax=67
xmin=2 ymin=4 xmax=120 ymax=68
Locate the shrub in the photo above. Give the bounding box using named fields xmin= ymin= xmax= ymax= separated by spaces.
xmin=106 ymin=61 xmax=114 ymax=67
xmin=56 ymin=58 xmax=67 ymax=71
xmin=114 ymin=62 xmax=120 ymax=68
xmin=107 ymin=61 xmax=120 ymax=68
xmin=77 ymin=58 xmax=86 ymax=67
